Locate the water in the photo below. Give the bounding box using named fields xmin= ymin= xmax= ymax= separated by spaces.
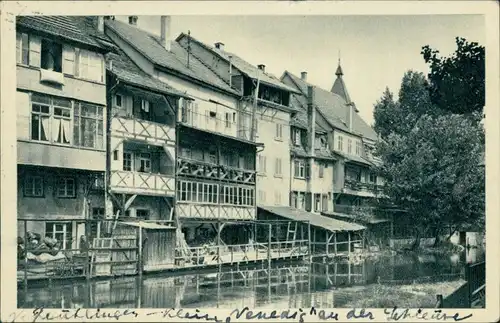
xmin=17 ymin=248 xmax=484 ymax=309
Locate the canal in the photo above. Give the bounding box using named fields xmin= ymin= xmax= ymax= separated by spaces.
xmin=18 ymin=248 xmax=484 ymax=309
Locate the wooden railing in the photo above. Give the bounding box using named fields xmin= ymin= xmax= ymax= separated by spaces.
xmin=344 ymin=179 xmax=384 ymax=194
xmin=436 ymin=261 xmax=485 ymax=308
xmin=177 ymin=157 xmax=256 ymax=184
xmin=110 ymin=170 xmax=175 ymax=196
xmin=111 ymin=116 xmax=175 ymax=144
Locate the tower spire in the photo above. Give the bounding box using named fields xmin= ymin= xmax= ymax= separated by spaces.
xmin=335 ymin=49 xmax=343 ymax=77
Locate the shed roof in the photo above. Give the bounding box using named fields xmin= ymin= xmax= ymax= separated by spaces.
xmin=258 ymin=206 xmax=365 ymax=232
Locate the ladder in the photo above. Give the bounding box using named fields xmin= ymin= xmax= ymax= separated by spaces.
xmin=286 ymin=222 xmax=298 ymax=249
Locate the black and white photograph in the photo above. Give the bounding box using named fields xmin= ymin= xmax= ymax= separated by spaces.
xmin=1 ymin=1 xmax=498 ymax=322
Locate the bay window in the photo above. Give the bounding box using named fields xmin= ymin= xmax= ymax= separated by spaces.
xmin=31 ymin=94 xmax=51 ymax=142
xmin=52 ymin=98 xmax=71 ymax=144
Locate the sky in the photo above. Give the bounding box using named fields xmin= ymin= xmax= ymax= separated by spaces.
xmin=116 ymin=15 xmax=485 ymax=126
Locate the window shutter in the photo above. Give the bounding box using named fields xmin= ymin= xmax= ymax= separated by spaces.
xmin=62 ymin=45 xmax=75 ymax=75
xmin=305 ymin=192 xmax=312 ymax=212
xmin=16 ymin=33 xmax=21 ymax=64
xmin=305 ymin=161 xmax=311 ymax=179
xmin=28 ymin=35 xmax=41 ymax=67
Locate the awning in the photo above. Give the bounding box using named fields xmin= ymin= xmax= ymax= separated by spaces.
xmin=321 ymin=211 xmax=390 ymax=225
xmin=258 ymin=206 xmax=365 ymax=232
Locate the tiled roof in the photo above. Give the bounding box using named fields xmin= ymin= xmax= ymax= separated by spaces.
xmin=258 ymin=206 xmax=366 ymax=232
xmin=16 ymin=16 xmax=110 ymax=51
xmin=104 ymin=19 xmax=238 ymax=95
xmin=177 ymin=33 xmax=301 ymax=95
xmin=283 ymin=71 xmax=378 ymax=141
xmin=106 ymin=50 xmax=189 ymax=98
xmin=335 ymin=150 xmax=373 ymax=167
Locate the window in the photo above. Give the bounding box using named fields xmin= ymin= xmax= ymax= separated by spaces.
xmin=24 ymin=175 xmax=43 ymax=197
xmin=347 ymin=138 xmax=352 ymax=154
xmin=369 ymin=172 xmax=377 ymax=183
xmin=225 ymin=112 xmax=231 ymax=128
xmin=92 ymin=208 xmax=105 ymax=219
xmin=208 ymin=149 xmax=217 ymax=164
xmin=320 ymin=137 xmax=327 ymax=149
xmin=258 ymin=190 xmax=266 ymax=203
xmin=136 ymin=209 xmax=150 ymax=220
xmin=139 ymin=153 xmax=151 ymax=173
xmin=319 ymin=163 xmax=325 ymax=178
xmin=314 ymin=194 xmax=321 ymax=212
xmin=356 ymin=141 xmax=362 ymax=156
xmin=337 ymin=135 xmax=344 ymax=151
xmin=322 ymin=194 xmax=328 ymax=212
xmin=139 ymin=99 xmax=152 ymax=121
xmin=275 ymin=124 xmax=283 ymax=140
xmin=45 ymin=222 xmax=73 ymax=250
xmin=274 ymin=158 xmax=282 ymax=176
xmin=254 ymin=119 xmax=259 ymax=138
xmin=56 ymin=177 xmax=76 ymax=198
xmin=73 ymin=102 xmax=104 ymax=149
xmin=258 ymin=155 xmax=267 ymax=174
xmin=41 ymin=39 xmax=63 ymax=72
xmin=181 ymin=147 xmax=192 ymax=159
xmin=293 ymin=129 xmax=301 ymax=146
xmin=176 ymin=180 xmax=221 ymax=205
xmin=298 ymin=193 xmax=305 ymax=210
xmin=52 ymin=98 xmax=71 ymax=144
xmin=294 ymin=159 xmax=306 ymax=178
xmin=123 ymin=152 xmax=132 ymax=171
xmin=274 ymin=190 xmax=282 ymax=205
xmin=290 ymin=192 xmax=297 ymax=208
xmin=113 ymin=150 xmax=119 ymax=161
xmin=16 ymin=32 xmax=30 ymax=65
xmin=31 ymin=94 xmax=51 ymax=142
xmin=79 ymin=49 xmax=104 ymax=82
xmin=115 ymin=94 xmax=122 ymax=108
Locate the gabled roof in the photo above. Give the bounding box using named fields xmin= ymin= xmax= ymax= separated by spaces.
xmin=282 ymin=71 xmax=378 ymax=141
xmin=106 ymin=49 xmax=190 ymax=99
xmin=16 ymin=16 xmax=112 ymax=51
xmin=176 ymin=33 xmax=301 ymax=95
xmin=104 ymin=19 xmax=238 ymax=96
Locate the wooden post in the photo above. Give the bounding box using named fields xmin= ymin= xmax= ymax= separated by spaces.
xmin=334 ymin=232 xmax=338 ymax=255
xmin=348 ymin=231 xmax=351 ymax=258
xmin=268 ymin=223 xmax=272 ymax=268
xmin=436 ymin=294 xmax=444 ymax=308
xmin=307 ymin=221 xmax=312 ymax=261
xmin=138 ymin=224 xmax=143 ymax=276
xmin=23 ymin=219 xmax=28 ymax=289
xmin=325 ymin=232 xmax=329 ymax=257
xmin=217 ymin=221 xmax=221 ymax=266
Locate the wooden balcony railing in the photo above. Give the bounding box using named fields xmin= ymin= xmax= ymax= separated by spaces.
xmin=176 ymin=157 xmax=256 ymax=184
xmin=344 ymin=179 xmax=384 ymax=194
xmin=111 ymin=116 xmax=175 ymax=144
xmin=110 ymin=170 xmax=175 ymax=196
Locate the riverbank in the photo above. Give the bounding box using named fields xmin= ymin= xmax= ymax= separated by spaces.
xmin=337 ymin=279 xmax=466 ymax=308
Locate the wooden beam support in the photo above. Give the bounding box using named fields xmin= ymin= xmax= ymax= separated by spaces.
xmin=124 ymin=194 xmax=138 ymax=211
xmin=334 ymin=232 xmax=338 ymax=255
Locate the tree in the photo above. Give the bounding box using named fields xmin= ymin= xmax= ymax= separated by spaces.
xmin=377 ymin=114 xmax=484 ymax=248
xmin=421 ymin=37 xmax=485 ymax=117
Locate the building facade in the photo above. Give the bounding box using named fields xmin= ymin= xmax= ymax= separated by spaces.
xmin=16 ymin=16 xmax=113 ymax=249
xmin=175 ymin=35 xmax=300 ymax=208
xmin=282 ymin=65 xmax=384 ymax=217
xmin=104 ymin=16 xmax=259 ymax=246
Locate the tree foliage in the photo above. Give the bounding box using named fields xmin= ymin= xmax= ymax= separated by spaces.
xmin=421 ymin=37 xmax=485 ymax=116
xmin=373 ymin=38 xmax=485 ymax=242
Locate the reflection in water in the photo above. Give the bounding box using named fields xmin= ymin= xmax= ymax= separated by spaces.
xmin=18 ymin=249 xmax=482 ymax=309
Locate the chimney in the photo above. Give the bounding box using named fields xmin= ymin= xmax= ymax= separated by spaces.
xmin=258 ymin=64 xmax=266 ymax=72
xmin=96 ymin=16 xmax=105 ymax=33
xmin=128 ymin=16 xmax=138 ymax=26
xmin=160 ymin=16 xmax=171 ymax=51
xmin=214 ymin=42 xmax=225 ymax=51
xmin=301 ymin=71 xmax=308 ymax=81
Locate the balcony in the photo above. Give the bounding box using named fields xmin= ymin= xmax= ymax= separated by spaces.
xmin=109 ymin=170 xmax=175 ymax=196
xmin=177 ymin=157 xmax=256 ymax=184
xmin=343 ymin=179 xmax=384 ymax=197
xmin=111 ymin=116 xmax=175 ymax=146
xmin=176 ymin=204 xmax=255 ymax=220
